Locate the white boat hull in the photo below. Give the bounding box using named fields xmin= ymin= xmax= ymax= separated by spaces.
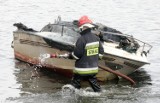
xmin=12 ymin=30 xmax=149 ymax=82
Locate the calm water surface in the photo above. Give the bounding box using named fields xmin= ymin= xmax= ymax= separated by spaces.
xmin=0 ymin=0 xmax=160 ymax=102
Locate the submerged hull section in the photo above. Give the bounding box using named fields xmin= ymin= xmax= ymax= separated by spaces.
xmin=12 ymin=30 xmax=149 ymax=82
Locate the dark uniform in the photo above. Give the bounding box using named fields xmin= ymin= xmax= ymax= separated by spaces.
xmin=71 ymin=28 xmax=104 ymax=92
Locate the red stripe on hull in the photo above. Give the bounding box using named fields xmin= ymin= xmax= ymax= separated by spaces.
xmin=14 ymin=51 xmax=73 ymax=78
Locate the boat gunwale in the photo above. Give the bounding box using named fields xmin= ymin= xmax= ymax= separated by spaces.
xmin=103 ymin=52 xmax=150 ymax=65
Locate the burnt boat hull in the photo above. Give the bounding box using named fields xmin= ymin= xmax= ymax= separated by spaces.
xmin=12 ymin=30 xmax=149 ymax=81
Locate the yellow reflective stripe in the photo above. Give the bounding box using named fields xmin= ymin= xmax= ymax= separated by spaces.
xmin=85 ymin=42 xmax=99 ymax=56
xmin=73 ymin=69 xmax=98 ymax=74
xmin=87 ymin=48 xmax=98 ymax=56
xmin=74 ymin=67 xmax=98 ymax=74
xmin=85 ymin=42 xmax=99 ymax=49
xmin=85 ymin=44 xmax=99 ymax=49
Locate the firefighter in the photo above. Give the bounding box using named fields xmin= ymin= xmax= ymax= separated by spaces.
xmin=70 ymin=15 xmax=104 ymax=92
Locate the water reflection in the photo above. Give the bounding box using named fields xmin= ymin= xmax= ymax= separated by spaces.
xmin=10 ymin=60 xmax=155 ymax=103
xmin=129 ymin=68 xmax=152 ymax=87
xmin=14 ymin=59 xmax=152 ymax=93
xmin=13 ymin=60 xmax=70 ymax=95
xmin=102 ymin=68 xmax=152 ymax=88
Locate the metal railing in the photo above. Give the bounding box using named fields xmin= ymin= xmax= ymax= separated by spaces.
xmin=100 ymin=31 xmax=153 ymax=54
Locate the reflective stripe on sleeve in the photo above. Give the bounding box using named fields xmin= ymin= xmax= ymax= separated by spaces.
xmin=71 ymin=52 xmax=79 ymax=59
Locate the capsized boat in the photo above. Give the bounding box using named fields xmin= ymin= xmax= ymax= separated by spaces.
xmin=12 ymin=17 xmax=152 ymax=82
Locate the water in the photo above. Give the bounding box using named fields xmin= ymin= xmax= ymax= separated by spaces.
xmin=0 ymin=0 xmax=160 ymax=102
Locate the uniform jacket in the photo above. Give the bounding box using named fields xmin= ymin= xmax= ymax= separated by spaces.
xmin=72 ymin=28 xmax=104 ymax=75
